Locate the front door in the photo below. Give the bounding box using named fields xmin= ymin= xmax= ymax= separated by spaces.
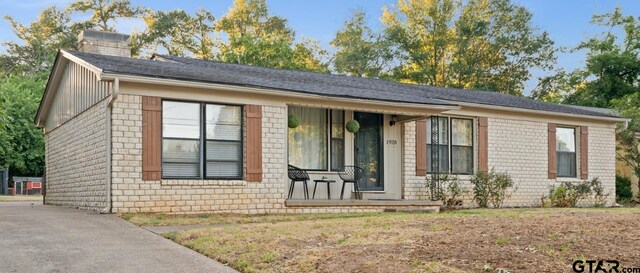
xmin=354 ymin=112 xmax=383 ymax=191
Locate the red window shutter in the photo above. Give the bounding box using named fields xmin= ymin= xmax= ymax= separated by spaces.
xmin=415 ymin=119 xmax=427 ymax=176
xmin=548 ymin=123 xmax=557 ymax=179
xmin=245 ymin=105 xmax=262 ymax=182
xmin=580 ymin=126 xmax=589 ymax=180
xmin=477 ymin=117 xmax=489 ymax=172
xmin=142 ymin=96 xmax=162 ymax=181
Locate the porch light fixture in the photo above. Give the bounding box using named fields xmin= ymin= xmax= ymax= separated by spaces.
xmin=390 ymin=115 xmax=398 ymax=126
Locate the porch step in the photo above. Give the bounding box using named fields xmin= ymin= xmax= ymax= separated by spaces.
xmin=383 ymin=208 xmax=439 ymax=213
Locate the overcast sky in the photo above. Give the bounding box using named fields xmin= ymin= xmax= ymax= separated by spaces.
xmin=1 ymin=0 xmax=639 ymax=95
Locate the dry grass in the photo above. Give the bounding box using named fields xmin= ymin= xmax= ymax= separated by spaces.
xmin=124 ymin=208 xmax=640 ymax=273
xmin=0 ymin=195 xmax=42 ymax=202
xmin=122 ymin=212 xmax=382 ymax=227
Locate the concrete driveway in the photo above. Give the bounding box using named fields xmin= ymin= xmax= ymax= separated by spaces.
xmin=0 ymin=202 xmax=237 ymax=273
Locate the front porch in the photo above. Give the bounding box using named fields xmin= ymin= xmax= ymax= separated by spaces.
xmin=285 ymin=101 xmax=460 ymax=205
xmin=286 ymin=104 xmax=447 ymax=202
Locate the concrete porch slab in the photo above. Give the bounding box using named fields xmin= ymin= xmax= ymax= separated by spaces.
xmin=284 ymin=199 xmax=442 ymax=208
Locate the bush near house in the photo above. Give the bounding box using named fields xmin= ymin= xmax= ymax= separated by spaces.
xmin=544 ymin=178 xmax=610 ymax=207
xmin=427 ymin=173 xmax=466 ymax=208
xmin=469 ymin=169 xmax=516 ymax=208
xmin=615 ymin=174 xmax=633 ymax=203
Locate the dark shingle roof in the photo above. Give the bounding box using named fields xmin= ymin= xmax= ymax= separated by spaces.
xmin=68 ymin=50 xmax=620 ymax=118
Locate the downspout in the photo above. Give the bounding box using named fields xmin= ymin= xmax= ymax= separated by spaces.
xmin=101 ymin=78 xmax=119 ymax=214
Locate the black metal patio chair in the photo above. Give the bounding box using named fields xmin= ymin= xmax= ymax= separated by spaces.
xmin=338 ymin=165 xmax=364 ymax=200
xmin=287 ymin=165 xmax=310 ymax=199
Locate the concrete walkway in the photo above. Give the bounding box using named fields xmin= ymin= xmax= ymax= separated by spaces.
xmin=0 ymin=202 xmax=237 ymax=273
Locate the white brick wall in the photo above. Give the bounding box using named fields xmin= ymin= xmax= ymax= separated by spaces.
xmin=401 ymin=118 xmax=617 ymax=207
xmin=44 ymin=98 xmax=108 ymax=210
xmin=587 ymin=126 xmax=616 ymax=204
xmin=110 ymin=95 xmax=291 ymax=214
xmin=487 ymin=118 xmax=549 ymax=206
xmin=402 ymin=121 xmax=429 ymax=200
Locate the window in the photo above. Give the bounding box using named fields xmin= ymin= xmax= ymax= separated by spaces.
xmin=330 ymin=110 xmax=345 ymax=171
xmin=162 ymin=101 xmax=200 ymax=178
xmin=162 ymin=101 xmax=243 ymax=179
xmin=427 ymin=117 xmax=449 ymax=173
xmin=427 ymin=117 xmax=474 ymax=174
xmin=287 ymin=106 xmax=344 ymax=171
xmin=205 ymin=104 xmax=242 ymax=178
xmin=556 ymin=127 xmax=576 ymax=177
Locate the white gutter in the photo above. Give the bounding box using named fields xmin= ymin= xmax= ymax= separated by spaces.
xmin=101 ymin=78 xmax=118 ymax=214
xmin=447 ymin=101 xmax=630 ymax=123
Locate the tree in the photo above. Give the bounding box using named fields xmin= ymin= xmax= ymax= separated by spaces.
xmin=382 ymin=0 xmax=456 ymax=86
xmin=133 ymin=8 xmax=217 ymax=59
xmin=381 ymin=0 xmax=555 ymax=95
xmin=1 ymin=0 xmax=142 ymax=177
xmin=331 ymin=10 xmax=392 ymax=78
xmin=66 ymin=0 xmax=142 ymax=31
xmin=614 ymin=92 xmax=640 ymax=198
xmin=536 ymin=8 xmax=640 ymax=107
xmin=453 ymin=0 xmax=555 ymax=93
xmin=2 ymin=7 xmax=76 ymax=76
xmin=0 ymin=73 xmax=47 ymax=177
xmin=216 ymin=0 xmax=327 ymax=72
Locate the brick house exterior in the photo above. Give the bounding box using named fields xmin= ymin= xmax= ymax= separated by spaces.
xmin=35 ymin=31 xmax=625 ymax=214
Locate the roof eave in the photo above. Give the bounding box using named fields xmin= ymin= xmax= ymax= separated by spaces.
xmin=447 ymin=101 xmax=628 ymax=123
xmin=100 ymin=72 xmax=461 ymax=112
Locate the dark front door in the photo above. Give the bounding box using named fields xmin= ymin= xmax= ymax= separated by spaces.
xmin=354 ymin=112 xmax=383 ymax=191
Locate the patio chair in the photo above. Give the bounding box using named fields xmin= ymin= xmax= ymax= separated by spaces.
xmin=287 ymin=165 xmax=310 ymax=199
xmin=338 ymin=166 xmax=364 ymax=200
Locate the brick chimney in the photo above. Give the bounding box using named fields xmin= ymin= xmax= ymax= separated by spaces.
xmin=78 ymin=30 xmax=131 ymax=57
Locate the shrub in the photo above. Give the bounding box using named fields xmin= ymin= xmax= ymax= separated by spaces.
xmin=547 ymin=178 xmax=609 ymax=207
xmin=616 ymin=174 xmax=633 ymax=202
xmin=548 ymin=182 xmax=590 ymax=208
xmin=427 ymin=173 xmax=465 ymax=207
xmin=588 ymin=178 xmax=610 ymax=207
xmin=469 ymin=169 xmax=516 ymax=208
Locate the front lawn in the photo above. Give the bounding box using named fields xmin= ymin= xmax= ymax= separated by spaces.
xmin=123 ymin=208 xmax=640 ymax=273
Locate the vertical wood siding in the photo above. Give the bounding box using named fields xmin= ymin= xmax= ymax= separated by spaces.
xmin=142 ymin=97 xmax=162 ymax=181
xmin=477 ymin=117 xmax=489 ymax=172
xmin=245 ymin=105 xmax=263 ymax=182
xmin=415 ymin=119 xmax=427 ymax=176
xmin=580 ymin=126 xmax=589 ymax=180
xmin=45 ymin=62 xmax=112 ymax=130
xmin=548 ymin=123 xmax=557 ymax=179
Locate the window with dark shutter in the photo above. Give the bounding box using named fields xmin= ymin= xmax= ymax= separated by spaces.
xmin=160 ymin=100 xmax=244 ymax=180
